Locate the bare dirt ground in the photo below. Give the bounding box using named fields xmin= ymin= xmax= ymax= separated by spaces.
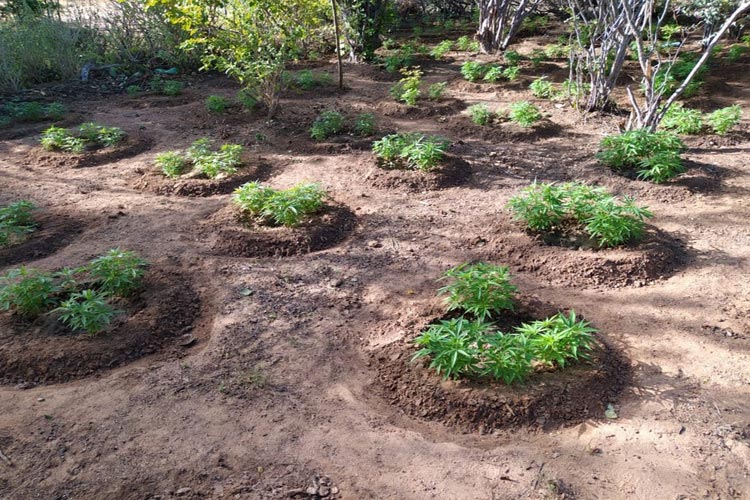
xmin=1 ymin=42 xmax=750 ymax=499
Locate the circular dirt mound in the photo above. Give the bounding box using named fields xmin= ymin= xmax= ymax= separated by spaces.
xmin=364 ymin=154 xmax=472 ymax=192
xmin=26 ymin=134 xmax=153 ymax=169
xmin=206 ymin=202 xmax=357 ymax=258
xmin=0 ymin=213 xmax=81 ymax=268
xmin=376 ymin=98 xmax=466 ymax=119
xmin=134 ymin=161 xmax=273 ymax=197
xmin=373 ymin=297 xmax=630 ymax=432
xmin=483 ymin=224 xmax=687 ymax=288
xmin=0 ymin=268 xmax=202 ymax=386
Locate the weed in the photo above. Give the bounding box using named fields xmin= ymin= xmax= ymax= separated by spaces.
xmin=236 ymin=89 xmax=258 ymax=109
xmin=461 ymin=61 xmax=486 ymax=82
xmin=383 ymin=46 xmax=415 ymax=73
xmin=0 ymin=267 xmax=58 ymax=317
xmin=502 ymin=66 xmax=521 ymax=81
xmin=428 ymin=81 xmax=448 ymax=100
xmin=482 ymin=66 xmax=505 ymax=83
xmin=430 ymin=40 xmax=453 ymax=59
xmin=40 ymin=126 xmax=86 ymax=153
xmin=726 ymin=45 xmax=747 ymax=63
xmin=206 ymin=95 xmax=230 ymax=113
xmin=438 ymin=263 xmax=518 ymax=320
xmin=310 ymin=110 xmax=345 ymax=141
xmin=79 ymin=122 xmax=125 ymax=147
xmin=4 ymin=101 xmax=65 ymax=122
xmin=0 ymin=200 xmax=36 ymax=247
xmin=354 ymin=113 xmax=376 ymax=136
xmin=372 ymin=133 xmax=450 ymax=171
xmin=468 ymin=103 xmax=493 ymax=126
xmin=155 ymin=151 xmax=188 ymax=178
xmin=529 ymin=77 xmax=556 ymax=99
xmin=195 ymin=143 xmax=243 ymax=178
xmin=162 ymin=80 xmax=184 ymax=96
xmin=456 ymin=35 xmax=479 ymax=52
xmin=508 ymin=101 xmax=541 ymax=127
xmin=518 ymin=311 xmax=595 ymax=368
xmin=414 ymin=318 xmax=488 ymax=379
xmin=530 ymin=49 xmax=546 ymax=67
xmin=660 ymin=103 xmax=704 ymax=134
xmin=504 ymin=50 xmax=522 ymax=66
xmin=233 ymin=182 xmax=326 ymax=227
xmin=544 ymin=43 xmax=568 ymax=59
xmin=598 ymin=129 xmax=685 ymax=182
xmin=708 ymin=105 xmax=742 ymax=135
xmin=56 ymin=289 xmax=117 ymax=335
xmin=88 ymin=248 xmax=147 ymax=297
xmin=126 ymin=85 xmax=141 ymax=95
xmin=390 ymin=67 xmax=422 ymax=106
xmin=291 ymin=70 xmax=331 ymax=90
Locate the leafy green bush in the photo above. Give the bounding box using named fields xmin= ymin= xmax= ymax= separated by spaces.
xmin=41 ymin=122 xmax=125 ymax=153
xmin=508 ymin=101 xmax=541 ymax=127
xmin=3 ymin=101 xmax=65 ymax=123
xmin=468 ymin=103 xmax=493 ymax=125
xmin=79 ymin=122 xmax=125 ymax=147
xmin=150 ymin=78 xmax=184 ymax=96
xmin=40 ymin=126 xmax=85 ymax=153
xmin=460 ymin=61 xmax=486 ymax=82
xmin=236 ymin=88 xmax=258 ymax=109
xmin=544 ymin=43 xmax=568 ymax=59
xmin=708 ymin=105 xmax=742 ymax=135
xmin=726 ymin=45 xmax=748 ymax=63
xmin=233 ymin=182 xmax=326 ymax=227
xmin=414 ymin=318 xmax=488 ymax=379
xmin=0 ymin=200 xmax=36 ymax=247
xmin=383 ymin=46 xmax=415 ymax=73
xmin=529 ymin=77 xmax=556 ymax=98
xmin=0 ymin=266 xmax=58 ymax=317
xmin=56 ymin=289 xmax=117 ymax=335
xmin=455 ymin=35 xmax=479 ymax=52
xmin=438 ymin=263 xmax=518 ymax=321
xmin=503 ymin=50 xmax=522 ymax=65
xmin=482 ymin=66 xmax=505 ymax=83
xmin=428 ymin=81 xmax=448 ymax=100
xmin=354 ymin=113 xmax=376 ymax=136
xmin=529 ymin=49 xmax=546 ymax=67
xmin=155 ymin=151 xmax=188 ymax=178
xmin=508 ymin=182 xmax=653 ymax=248
xmin=516 ymin=311 xmax=596 ymax=369
xmin=502 ymin=66 xmax=521 ymax=81
xmin=429 ymin=40 xmax=453 ymax=59
xmin=88 ymin=249 xmax=148 ymax=297
xmin=310 ymin=110 xmax=345 ymax=141
xmin=372 ymin=133 xmax=450 ymax=171
xmin=290 ymin=69 xmax=332 ymax=90
xmin=206 ymin=95 xmax=230 ymax=113
xmin=597 ymin=129 xmax=685 ymax=183
xmin=390 ymin=67 xmax=422 ymax=105
xmin=660 ymin=103 xmax=704 ymax=134
xmin=126 ymin=85 xmax=141 ymax=95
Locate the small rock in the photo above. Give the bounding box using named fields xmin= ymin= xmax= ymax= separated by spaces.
xmin=178 ymin=334 xmax=196 ymax=347
xmin=176 ymin=487 xmax=192 ymax=496
xmin=366 ymin=240 xmax=382 ymax=248
xmin=37 ymin=397 xmax=45 ymax=402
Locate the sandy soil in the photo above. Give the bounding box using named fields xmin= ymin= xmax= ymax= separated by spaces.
xmin=1 ymin=45 xmax=750 ymax=499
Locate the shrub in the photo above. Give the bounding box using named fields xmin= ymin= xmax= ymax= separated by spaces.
xmin=233 ymin=182 xmax=326 ymax=227
xmin=88 ymin=248 xmax=148 ymax=297
xmin=456 ymin=35 xmax=479 ymax=52
xmin=291 ymin=69 xmax=331 ymax=90
xmin=206 ymin=95 xmax=230 ymax=113
xmin=414 ymin=318 xmax=488 ymax=379
xmin=502 ymin=66 xmax=521 ymax=81
xmin=372 ymin=133 xmax=450 ymax=171
xmin=155 ymin=151 xmax=188 ymax=178
xmin=503 ymin=50 xmax=522 ymax=65
xmin=468 ymin=103 xmax=493 ymax=125
xmin=236 ymin=89 xmax=258 ymax=109
xmin=4 ymin=101 xmax=44 ymax=122
xmin=660 ymin=103 xmax=703 ymax=134
xmin=708 ymin=105 xmax=742 ymax=135
xmin=195 ymin=143 xmax=243 ymax=178
xmin=529 ymin=77 xmax=556 ymax=99
xmin=597 ymin=129 xmax=685 ymax=183
xmin=42 ymin=123 xmax=125 ymax=153
xmin=460 ymin=61 xmax=486 ymax=82
xmin=428 ymin=81 xmax=448 ymax=100
xmin=508 ymin=182 xmax=653 ymax=247
xmin=79 ymin=122 xmax=125 ymax=147
xmin=430 ymin=40 xmax=453 ymax=59
xmin=544 ymin=43 xmax=568 ymax=59
xmin=517 ymin=311 xmax=596 ymax=368
xmin=0 ymin=266 xmax=58 ymax=317
xmin=0 ymin=200 xmax=36 ymax=247
xmin=438 ymin=263 xmax=518 ymax=320
xmin=482 ymin=66 xmax=505 ymax=83
xmin=383 ymin=46 xmax=415 ymax=73
xmin=310 ymin=110 xmax=345 ymax=141
xmin=354 ymin=113 xmax=376 ymax=136
xmin=40 ymin=126 xmax=85 ymax=153
xmin=56 ymin=289 xmax=117 ymax=335
xmin=390 ymin=67 xmax=422 ymax=105
xmin=529 ymin=49 xmax=546 ymax=67
xmin=508 ymin=101 xmax=541 ymax=127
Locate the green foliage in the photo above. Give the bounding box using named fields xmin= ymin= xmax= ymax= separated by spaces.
xmin=0 ymin=266 xmax=58 ymax=317
xmin=653 ymin=54 xmax=708 ymax=98
xmin=502 ymin=65 xmax=521 ymax=81
xmin=726 ymin=45 xmax=748 ymax=63
xmin=233 ymin=182 xmax=326 ymax=227
xmin=460 ymin=61 xmax=486 ymax=82
xmin=56 ymin=289 xmax=117 ymax=335
xmin=41 ymin=122 xmax=125 ymax=153
xmin=508 ymin=182 xmax=653 ymax=248
xmin=455 ymin=35 xmax=479 ymax=52
xmin=40 ymin=126 xmax=85 ymax=153
xmin=126 ymin=85 xmax=141 ymax=95
xmin=236 ymin=88 xmax=258 ymax=110
xmin=708 ymin=105 xmax=742 ymax=135
xmin=660 ymin=103 xmax=704 ymax=134
xmin=289 ymin=69 xmax=332 ymax=90
xmin=503 ymin=50 xmax=522 ymax=65
xmin=372 ymin=132 xmax=449 ymax=171
xmin=438 ymin=263 xmax=518 ymax=321
xmin=196 ymin=143 xmax=243 ymax=178
xmin=517 ymin=311 xmax=596 ymax=368
xmin=88 ymin=248 xmax=148 ymax=297
xmin=310 ymin=110 xmax=345 ymax=141
xmin=482 ymin=66 xmax=505 ymax=83
xmin=0 ymin=200 xmax=36 ymax=247
xmin=429 ymin=40 xmax=453 ymax=59
xmin=468 ymin=103 xmax=493 ymax=126
xmin=206 ymin=95 xmax=230 ymax=113
xmin=2 ymin=101 xmax=65 ymax=123
xmin=544 ymin=43 xmax=568 ymax=59
xmin=383 ymin=46 xmax=415 ymax=73
xmin=508 ymin=101 xmax=541 ymax=127
xmin=354 ymin=113 xmax=376 ymax=136
xmin=414 ymin=318 xmax=488 ymax=379
xmin=529 ymin=49 xmax=546 ymax=67
xmin=428 ymin=81 xmax=448 ymax=100
xmin=389 ymin=67 xmax=422 ymax=105
xmin=162 ymin=80 xmax=184 ymax=96
xmin=598 ymin=129 xmax=686 ymax=183
xmin=79 ymin=122 xmax=125 ymax=147
xmin=529 ymin=77 xmax=556 ymax=99
xmin=155 ymin=151 xmax=188 ymax=178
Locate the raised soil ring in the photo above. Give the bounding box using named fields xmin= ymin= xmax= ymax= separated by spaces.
xmin=206 ymin=203 xmax=357 ymax=258
xmin=134 ymin=161 xmax=273 ymax=197
xmin=483 ymin=224 xmax=687 ymax=289
xmin=373 ymin=296 xmax=631 ymax=433
xmin=0 ymin=268 xmax=202 ymax=386
xmin=376 ymin=98 xmax=466 ymax=119
xmin=365 ymin=154 xmax=472 ymax=192
xmin=0 ymin=213 xmax=82 ymax=268
xmin=25 ymin=134 xmax=153 ymax=169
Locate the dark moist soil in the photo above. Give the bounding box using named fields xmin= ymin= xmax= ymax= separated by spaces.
xmin=364 ymin=154 xmax=472 ymax=192
xmin=482 ymin=222 xmax=688 ymax=288
xmin=0 ymin=115 xmax=84 ymax=141
xmin=0 ymin=268 xmax=202 ymax=386
xmin=25 ymin=133 xmax=153 ymax=169
xmin=205 ymin=203 xmax=357 ymax=258
xmin=376 ymin=97 xmax=467 ymax=119
xmin=374 ymin=296 xmax=631 ymax=433
xmin=0 ymin=213 xmax=82 ymax=268
xmin=133 ymin=160 xmax=274 ymax=197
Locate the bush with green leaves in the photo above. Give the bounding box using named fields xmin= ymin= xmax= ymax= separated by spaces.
xmin=354 ymin=113 xmax=376 ymax=136
xmin=708 ymin=105 xmax=742 ymax=135
xmin=150 ymin=78 xmax=184 ymax=96
xmin=79 ymin=122 xmax=125 ymax=147
xmin=0 ymin=266 xmax=58 ymax=317
xmin=41 ymin=123 xmax=125 ymax=153
xmin=460 ymin=61 xmax=487 ymax=82
xmin=236 ymin=89 xmax=258 ymax=109
xmin=544 ymin=43 xmax=568 ymax=59
xmin=597 ymin=129 xmax=685 ymax=183
xmin=159 ymin=139 xmax=244 ymax=179
xmin=310 ymin=110 xmax=345 ymax=141
xmin=455 ymin=35 xmax=479 ymax=52
xmin=529 ymin=77 xmax=556 ymax=99
xmin=529 ymin=49 xmax=546 ymax=67
xmin=372 ymin=133 xmax=450 ymax=171
xmin=2 ymin=101 xmax=66 ymax=123
xmin=428 ymin=82 xmax=448 ymax=100
xmin=429 ymin=40 xmax=453 ymax=59
xmin=126 ymin=85 xmax=141 ymax=95
xmin=289 ymin=69 xmax=332 ymax=90
xmin=660 ymin=103 xmax=704 ymax=134
xmin=502 ymin=66 xmax=521 ymax=81
xmin=468 ymin=103 xmax=493 ymax=126
xmin=88 ymin=249 xmax=148 ymax=297
xmin=155 ymin=151 xmax=188 ymax=178
xmin=503 ymin=50 xmax=522 ymax=65
xmin=0 ymin=200 xmax=36 ymax=247
xmin=726 ymin=45 xmax=748 ymax=63
xmin=389 ymin=67 xmax=422 ymax=106
xmin=482 ymin=65 xmax=505 ymax=83
xmin=438 ymin=263 xmax=518 ymax=321
xmin=508 ymin=101 xmax=542 ymax=127
xmin=40 ymin=126 xmax=86 ymax=153
xmin=56 ymin=290 xmax=118 ymax=335
xmin=383 ymin=46 xmax=416 ymax=73
xmin=508 ymin=182 xmax=653 ymax=248
xmin=233 ymin=182 xmax=326 ymax=227
xmin=206 ymin=95 xmax=230 ymax=113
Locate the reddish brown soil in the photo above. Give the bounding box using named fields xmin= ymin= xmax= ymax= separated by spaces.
xmin=1 ymin=43 xmax=750 ymax=499
xmin=364 ymin=154 xmax=472 ymax=191
xmin=0 ymin=211 xmax=81 ymax=267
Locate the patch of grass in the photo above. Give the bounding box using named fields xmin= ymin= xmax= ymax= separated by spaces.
xmin=598 ymin=129 xmax=685 ymax=183
xmin=508 ymin=101 xmax=542 ymax=127
xmin=708 ymin=105 xmax=742 ymax=135
xmin=0 ymin=200 xmax=36 ymax=248
xmin=206 ymin=95 xmax=230 ymax=113
xmin=468 ymin=103 xmax=493 ymax=125
xmin=233 ymin=182 xmax=326 ymax=227
xmin=310 ymin=110 xmax=345 ymax=141
xmin=372 ymin=132 xmax=450 ymax=171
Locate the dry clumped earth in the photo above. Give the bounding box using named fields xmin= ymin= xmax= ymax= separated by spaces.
xmin=0 ymin=49 xmax=750 ymax=500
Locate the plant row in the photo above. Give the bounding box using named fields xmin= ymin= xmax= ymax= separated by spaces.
xmin=41 ymin=123 xmax=125 ymax=153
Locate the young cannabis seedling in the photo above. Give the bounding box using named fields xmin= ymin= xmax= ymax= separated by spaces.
xmin=482 ymin=66 xmax=505 ymax=83
xmin=233 ymin=182 xmax=326 ymax=227
xmin=236 ymin=89 xmax=258 ymax=110
xmin=42 ymin=123 xmax=124 ymax=152
xmin=429 ymin=40 xmax=453 ymax=59
xmin=413 ymin=318 xmax=489 ymax=379
xmin=529 ymin=77 xmax=556 ymax=99
xmin=41 ymin=126 xmax=86 ymax=153
xmin=0 ymin=200 xmax=37 ymax=247
xmin=455 ymin=35 xmax=479 ymax=52
xmin=428 ymin=82 xmax=448 ymax=100
xmin=438 ymin=262 xmax=518 ymax=321
xmin=390 ymin=67 xmax=422 ymax=106
xmin=518 ymin=311 xmax=596 ymax=368
xmin=0 ymin=267 xmax=59 ymax=317
xmin=354 ymin=113 xmax=376 ymax=136
xmin=291 ymin=70 xmax=332 ymax=90
xmin=206 ymin=95 xmax=230 ymax=113
xmin=87 ymin=248 xmax=147 ymax=297
xmin=56 ymin=289 xmax=117 ymax=335
xmin=597 ymin=129 xmax=685 ymax=183
xmin=508 ymin=101 xmax=542 ymax=127
xmin=502 ymin=66 xmax=521 ymax=81
xmin=372 ymin=133 xmax=450 ymax=171
xmin=468 ymin=103 xmax=493 ymax=126
xmin=310 ymin=110 xmax=345 ymax=141
xmin=660 ymin=103 xmax=704 ymax=135
xmin=155 ymin=151 xmax=188 ymax=178
xmin=708 ymin=105 xmax=742 ymax=135
xmin=461 ymin=61 xmax=486 ymax=82
xmin=503 ymin=50 xmax=522 ymax=66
